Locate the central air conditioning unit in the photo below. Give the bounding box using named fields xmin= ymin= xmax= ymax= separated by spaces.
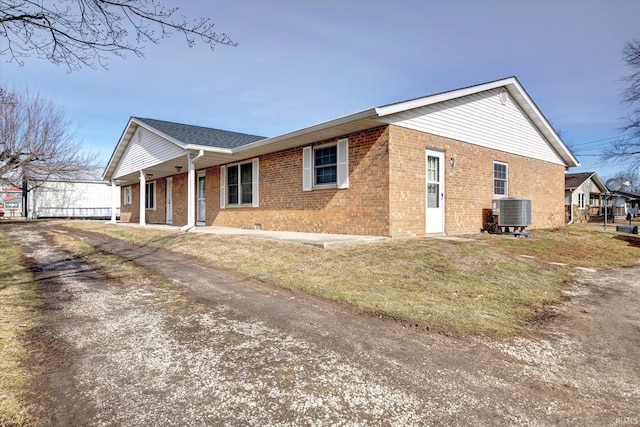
xmin=496 ymin=197 xmax=532 ymax=227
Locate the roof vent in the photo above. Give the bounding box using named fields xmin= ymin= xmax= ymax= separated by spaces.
xmin=499 ymin=88 xmax=508 ymax=105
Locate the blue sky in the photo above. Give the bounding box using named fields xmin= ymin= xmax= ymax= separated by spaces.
xmin=1 ymin=0 xmax=639 ymax=181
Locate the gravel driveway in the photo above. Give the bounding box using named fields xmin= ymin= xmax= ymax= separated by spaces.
xmin=5 ymin=222 xmax=640 ymax=426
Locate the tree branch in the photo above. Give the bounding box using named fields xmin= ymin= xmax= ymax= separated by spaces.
xmin=0 ymin=0 xmax=236 ymax=71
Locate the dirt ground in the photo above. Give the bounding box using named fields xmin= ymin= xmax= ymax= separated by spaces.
xmin=4 ymin=222 xmax=640 ymax=426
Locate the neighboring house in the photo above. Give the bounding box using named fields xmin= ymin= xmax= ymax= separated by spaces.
xmin=609 ymin=190 xmax=640 ymax=218
xmin=28 ymin=170 xmax=121 ymax=220
xmin=102 ymin=77 xmax=580 ymax=237
xmin=564 ymin=172 xmax=608 ymax=223
xmin=0 ymin=187 xmax=23 ymax=218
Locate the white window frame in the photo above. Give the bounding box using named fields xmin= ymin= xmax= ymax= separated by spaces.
xmin=303 ymin=138 xmax=349 ymax=191
xmin=493 ymin=162 xmax=508 ymax=198
xmin=578 ymin=192 xmax=585 ymax=210
xmin=145 ymin=181 xmax=156 ymax=210
xmin=220 ymin=158 xmax=259 ymax=209
xmin=123 ymin=186 xmax=132 ymax=205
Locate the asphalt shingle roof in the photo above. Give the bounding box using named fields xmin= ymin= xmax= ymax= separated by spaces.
xmin=565 ymin=172 xmax=595 ymax=189
xmin=134 ymin=117 xmax=267 ymax=149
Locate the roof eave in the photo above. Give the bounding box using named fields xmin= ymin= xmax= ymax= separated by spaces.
xmin=184 ymin=144 xmax=233 ymax=154
xmin=506 ymin=79 xmax=580 ymax=168
xmin=234 ymin=108 xmax=379 ymax=154
xmin=102 ymin=116 xmax=137 ymax=181
xmin=375 ymin=76 xmax=580 ymax=168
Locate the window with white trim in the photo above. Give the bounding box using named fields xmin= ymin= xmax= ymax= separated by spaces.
xmin=303 ymin=138 xmax=349 ymax=191
xmin=578 ymin=192 xmax=585 ymax=209
xmin=220 ymin=158 xmax=259 ymax=209
xmin=145 ymin=181 xmax=156 ymax=210
xmin=493 ymin=162 xmax=508 ymax=197
xmin=314 ymin=145 xmax=337 ymax=185
xmin=124 ymin=186 xmax=132 ymax=205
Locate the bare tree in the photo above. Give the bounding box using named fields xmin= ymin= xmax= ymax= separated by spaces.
xmin=604 ymin=37 xmax=640 ymax=172
xmin=0 ymin=0 xmax=236 ymax=71
xmin=0 ymin=85 xmax=96 ymax=190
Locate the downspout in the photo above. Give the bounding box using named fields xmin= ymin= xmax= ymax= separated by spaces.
xmin=567 ymin=189 xmax=574 ymax=225
xmin=179 ymin=150 xmax=205 ymax=232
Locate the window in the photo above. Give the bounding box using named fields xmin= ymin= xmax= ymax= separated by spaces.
xmin=124 ymin=186 xmax=132 ymax=205
xmin=303 ymin=138 xmax=349 ymax=191
xmin=578 ymin=192 xmax=585 ymax=209
xmin=220 ymin=158 xmax=259 ymax=208
xmin=427 ymin=155 xmax=440 ymax=208
xmin=145 ymin=181 xmax=155 ymax=210
xmin=314 ymin=145 xmax=337 ymax=185
xmin=493 ymin=162 xmax=508 ymax=196
xmin=227 ymin=162 xmax=253 ymax=205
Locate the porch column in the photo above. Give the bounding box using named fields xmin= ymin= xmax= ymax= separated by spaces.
xmin=107 ymin=180 xmax=118 ymax=224
xmin=179 ymin=150 xmax=204 ymax=232
xmin=139 ymin=170 xmax=146 ymax=226
xmin=186 ymin=153 xmax=196 ymax=227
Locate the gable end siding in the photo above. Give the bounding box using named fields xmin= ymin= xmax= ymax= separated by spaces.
xmin=113 ymin=128 xmax=187 ymax=178
xmin=381 ymin=87 xmax=566 ymax=166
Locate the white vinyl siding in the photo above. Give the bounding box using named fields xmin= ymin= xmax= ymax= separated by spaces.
xmin=113 ymin=127 xmax=186 ymax=178
xmin=302 ymin=138 xmax=349 ymax=191
xmin=381 ymin=88 xmax=566 ymax=166
xmin=220 ymin=158 xmax=259 ymax=208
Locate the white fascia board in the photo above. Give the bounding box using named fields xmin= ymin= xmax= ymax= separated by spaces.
xmin=185 ymin=144 xmax=233 ymax=154
xmin=376 ymin=76 xmax=580 ymax=168
xmin=132 ymin=118 xmax=189 ymax=150
xmin=103 ymin=117 xmax=193 ymax=181
xmin=102 ymin=116 xmax=138 ymax=181
xmin=505 ymin=79 xmax=580 ymax=168
xmin=374 ymin=77 xmax=518 ymax=117
xmin=590 ymin=173 xmax=608 ymax=192
xmin=234 ymin=108 xmax=378 ymax=153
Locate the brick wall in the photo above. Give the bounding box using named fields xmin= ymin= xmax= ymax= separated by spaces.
xmin=209 ymin=126 xmax=391 ymax=235
xmin=171 ymin=173 xmax=189 ymax=225
xmin=120 ymin=174 xmax=190 ymax=225
xmin=120 ymin=124 xmax=566 ymax=237
xmin=120 ymin=184 xmax=138 ymax=223
xmin=389 ymin=125 xmax=566 ymax=235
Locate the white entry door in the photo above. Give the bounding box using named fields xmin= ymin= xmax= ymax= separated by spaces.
xmin=425 ymin=150 xmax=445 ymax=233
xmin=197 ymin=173 xmax=206 ymax=225
xmin=166 ymin=177 xmax=173 ymax=224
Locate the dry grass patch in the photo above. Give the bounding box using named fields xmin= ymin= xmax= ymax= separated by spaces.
xmin=0 ymin=233 xmax=42 ymax=427
xmin=63 ymin=222 xmax=639 ymax=336
xmin=486 ymin=226 xmax=640 ymax=268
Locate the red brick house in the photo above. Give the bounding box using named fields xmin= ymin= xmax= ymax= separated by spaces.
xmin=102 ymin=77 xmax=579 ymax=237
